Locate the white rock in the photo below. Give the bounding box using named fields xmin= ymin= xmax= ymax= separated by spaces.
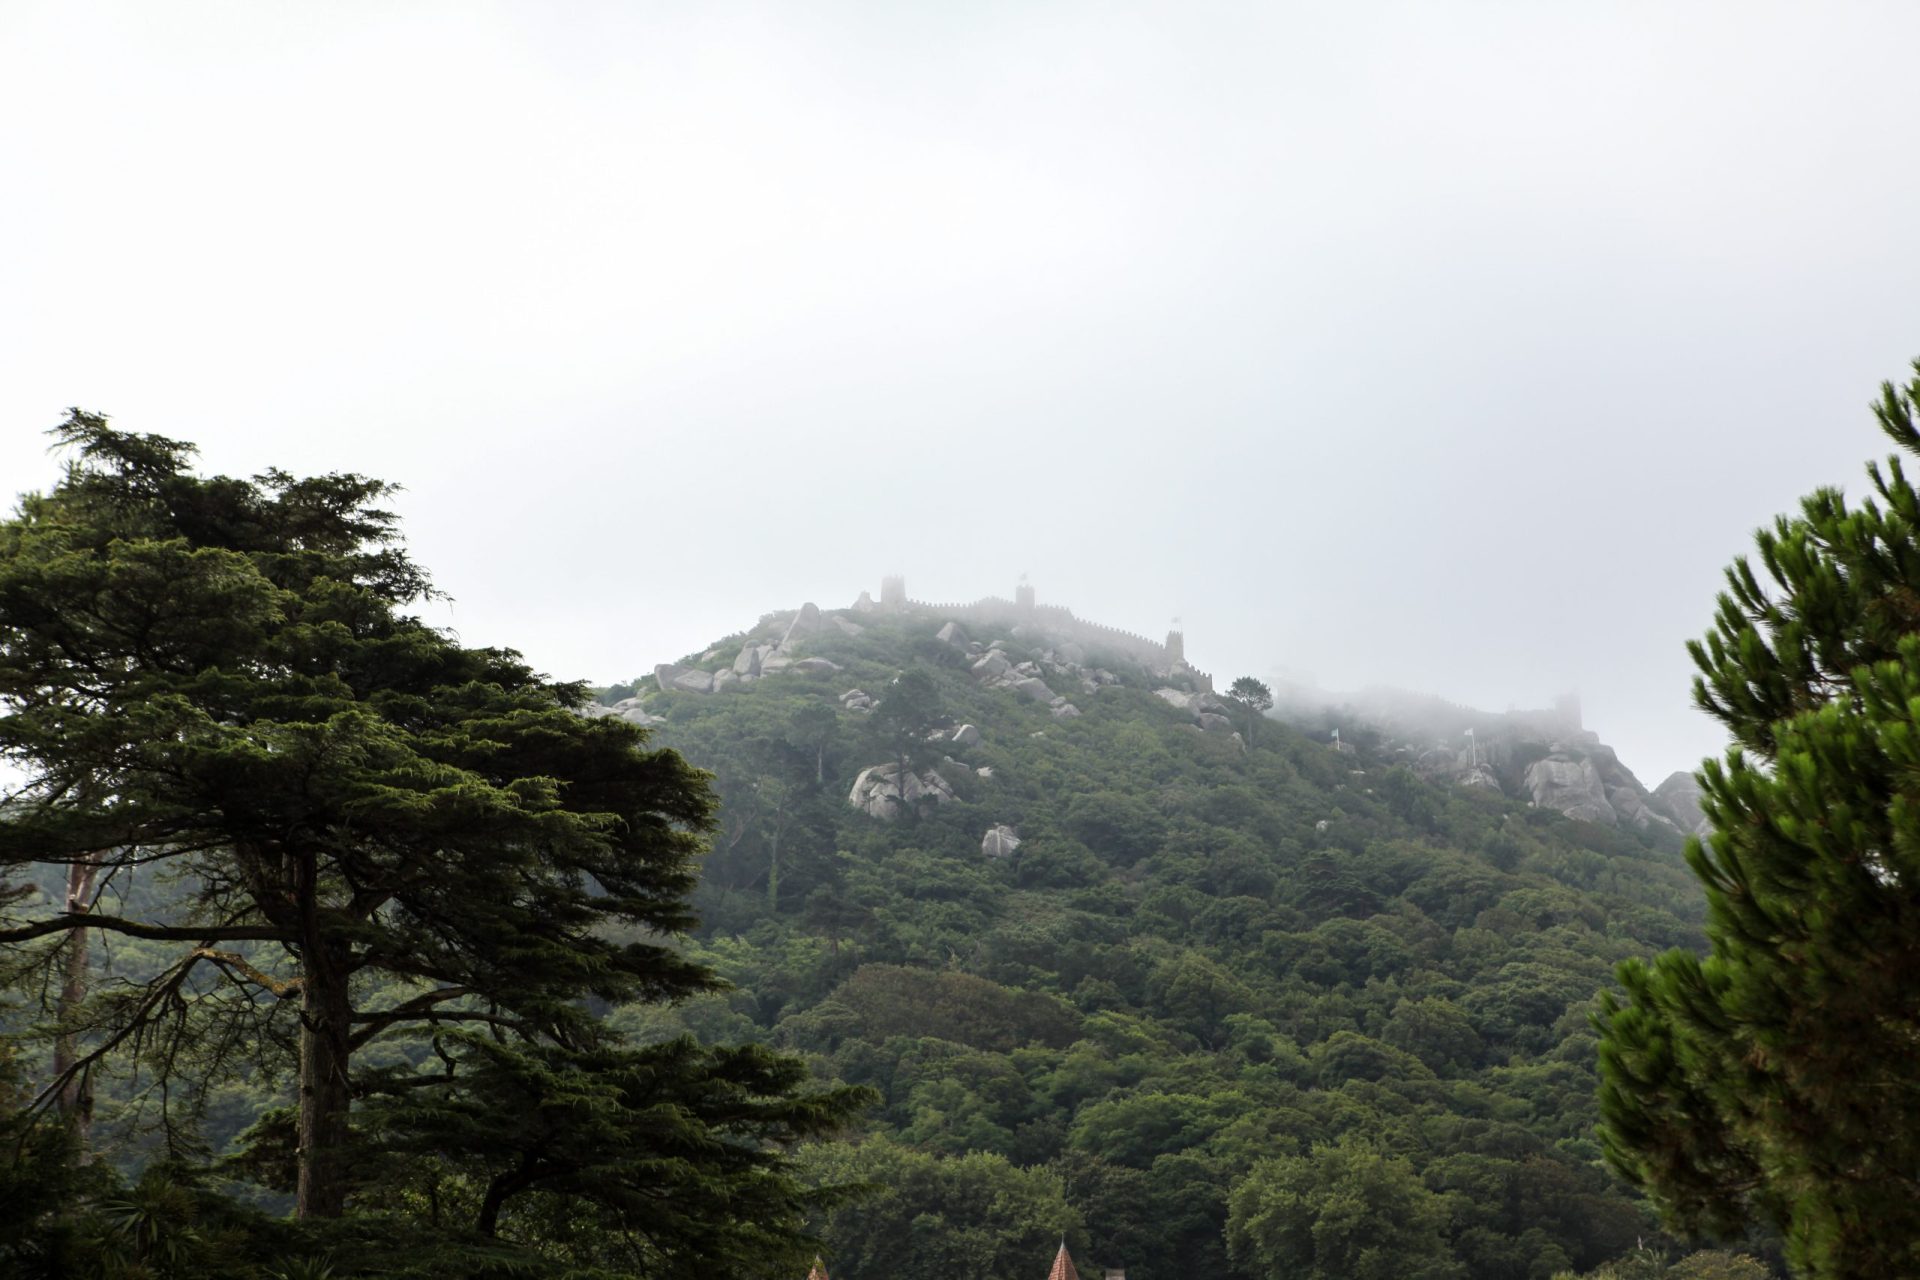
xmin=936 ymin=621 xmax=969 ymax=647
xmin=1012 ymin=677 xmax=1055 ymax=703
xmin=778 ymin=602 xmax=823 ymax=649
xmin=792 ymin=657 xmax=843 ymax=676
xmin=972 ymin=651 xmax=1013 ymax=679
xmin=951 ymin=724 xmax=982 ymax=747
xmin=1524 ymin=754 xmax=1617 ymax=826
xmin=1051 ymin=703 xmax=1081 ymax=720
xmin=672 ymin=669 xmax=715 ymax=694
xmin=711 ymin=669 xmax=738 ymax=693
xmin=1155 ymin=688 xmax=1194 ymax=711
xmin=981 ymin=824 xmax=1022 ymax=858
xmin=847 ymin=763 xmax=957 ymax=821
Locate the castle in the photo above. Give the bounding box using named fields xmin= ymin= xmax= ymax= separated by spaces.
xmin=858 ymin=576 xmax=1210 ymax=690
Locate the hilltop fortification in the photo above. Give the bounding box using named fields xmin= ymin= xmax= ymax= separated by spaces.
xmin=854 ymin=577 xmax=1211 ymax=691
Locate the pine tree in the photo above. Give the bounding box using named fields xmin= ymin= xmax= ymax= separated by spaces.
xmin=0 ymin=416 xmax=717 ymax=1220
xmin=1595 ymin=362 xmax=1920 ymax=1278
xmin=1226 ymin=676 xmax=1273 ymax=746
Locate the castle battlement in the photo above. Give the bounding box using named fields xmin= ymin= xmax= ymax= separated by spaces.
xmin=872 ymin=578 xmax=1211 ymax=690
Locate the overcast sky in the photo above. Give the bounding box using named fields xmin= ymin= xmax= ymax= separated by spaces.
xmin=4 ymin=1 xmax=1918 ymax=784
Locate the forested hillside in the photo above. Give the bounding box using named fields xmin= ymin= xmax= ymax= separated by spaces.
xmin=606 ymin=604 xmax=1752 ymax=1280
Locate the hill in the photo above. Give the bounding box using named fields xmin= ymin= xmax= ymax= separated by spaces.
xmin=595 ymin=582 xmax=1739 ymax=1280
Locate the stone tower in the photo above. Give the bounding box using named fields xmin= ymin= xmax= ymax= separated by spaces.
xmin=1166 ymin=629 xmax=1185 ymax=666
xmin=1016 ymin=582 xmax=1036 ymax=613
xmin=880 ymin=575 xmax=906 ymax=609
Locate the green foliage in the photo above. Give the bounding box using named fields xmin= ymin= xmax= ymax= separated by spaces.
xmin=634 ymin=602 xmax=1713 ymax=1279
xmin=802 ymin=1138 xmax=1083 ymax=1280
xmin=0 ymin=419 xmax=864 ymax=1275
xmin=1226 ymin=1135 xmax=1461 ymax=1280
xmin=1227 ymin=676 xmax=1273 ymax=746
xmin=1596 ymin=362 xmax=1920 ymax=1279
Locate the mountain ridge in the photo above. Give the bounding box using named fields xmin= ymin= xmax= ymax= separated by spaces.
xmin=584 ymin=581 xmax=1746 ymax=1278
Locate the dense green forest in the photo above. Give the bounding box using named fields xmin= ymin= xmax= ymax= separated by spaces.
xmin=37 ymin=384 xmax=1920 ymax=1278
xmin=605 ymin=604 xmax=1774 ymax=1280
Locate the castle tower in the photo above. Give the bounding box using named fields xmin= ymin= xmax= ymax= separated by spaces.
xmin=1047 ymin=1241 xmax=1081 ymax=1280
xmin=1016 ymin=582 xmax=1036 ymax=613
xmin=880 ymin=575 xmax=906 ymax=609
xmin=1165 ymin=629 xmax=1185 ymax=666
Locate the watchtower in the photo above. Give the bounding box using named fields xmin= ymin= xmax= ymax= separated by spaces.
xmin=880 ymin=575 xmax=906 ymax=609
xmin=1015 ymin=582 xmax=1036 ymax=613
xmin=1166 ymin=629 xmax=1185 ymax=666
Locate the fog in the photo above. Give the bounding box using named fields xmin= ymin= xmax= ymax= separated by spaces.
xmin=5 ymin=1 xmax=1918 ymax=782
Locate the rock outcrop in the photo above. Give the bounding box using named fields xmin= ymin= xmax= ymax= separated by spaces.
xmin=848 ymin=763 xmax=957 ymax=821
xmin=1653 ymin=771 xmax=1712 ymax=838
xmin=1523 ymin=753 xmax=1616 ymax=826
xmin=981 ymin=824 xmax=1022 ymax=858
xmin=649 ymin=603 xmax=849 ymax=698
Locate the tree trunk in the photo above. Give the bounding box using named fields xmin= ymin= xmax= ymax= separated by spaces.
xmin=478 ymin=1164 xmax=534 ymax=1237
xmin=52 ymin=856 xmax=100 ymax=1139
xmin=296 ymin=942 xmax=353 ymax=1217
xmin=296 ymin=854 xmax=355 ymax=1221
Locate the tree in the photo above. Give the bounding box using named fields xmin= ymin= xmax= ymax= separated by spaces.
xmin=800 ymin=1137 xmax=1083 ymax=1280
xmin=0 ymin=416 xmax=789 ymax=1240
xmin=354 ymin=1032 xmax=870 ymax=1273
xmin=1226 ymin=1134 xmax=1463 ymax=1280
xmin=1595 ymin=361 xmax=1920 ymax=1279
xmin=867 ymin=668 xmax=944 ymax=817
xmin=1226 ymin=676 xmax=1272 ymax=746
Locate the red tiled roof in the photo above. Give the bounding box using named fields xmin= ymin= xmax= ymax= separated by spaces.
xmin=1047 ymin=1242 xmax=1080 ymax=1280
xmin=806 ymin=1257 xmax=830 ymax=1280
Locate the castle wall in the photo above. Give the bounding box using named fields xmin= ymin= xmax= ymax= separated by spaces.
xmin=879 ymin=578 xmax=1210 ymax=688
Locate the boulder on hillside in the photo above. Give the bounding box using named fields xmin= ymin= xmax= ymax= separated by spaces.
xmin=936 ymin=621 xmax=969 ymax=648
xmin=1051 ymin=703 xmax=1081 ymax=721
xmin=1155 ymin=688 xmax=1195 ymax=711
xmin=1653 ymin=771 xmax=1713 ymax=837
xmin=1011 ymin=677 xmax=1055 ymax=704
xmin=778 ymin=602 xmax=824 ymax=648
xmin=792 ymin=657 xmax=843 ymax=676
xmin=1460 ymin=764 xmax=1502 ymax=790
xmin=672 ymin=669 xmax=715 ymax=694
xmin=848 ymin=763 xmax=957 ymax=821
xmin=972 ymin=651 xmax=1012 ymax=679
xmin=951 ymin=723 xmax=982 ymax=747
xmin=1524 ymin=753 xmax=1616 ymax=825
xmin=981 ymin=824 xmax=1022 ymax=859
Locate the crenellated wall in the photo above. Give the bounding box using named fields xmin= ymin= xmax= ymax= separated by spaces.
xmin=877 ymin=578 xmax=1207 ymax=686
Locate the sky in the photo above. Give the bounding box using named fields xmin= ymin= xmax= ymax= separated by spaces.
xmin=3 ymin=1 xmax=1918 ymax=785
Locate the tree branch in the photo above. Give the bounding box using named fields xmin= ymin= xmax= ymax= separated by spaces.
xmin=0 ymin=914 xmax=286 ymax=945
